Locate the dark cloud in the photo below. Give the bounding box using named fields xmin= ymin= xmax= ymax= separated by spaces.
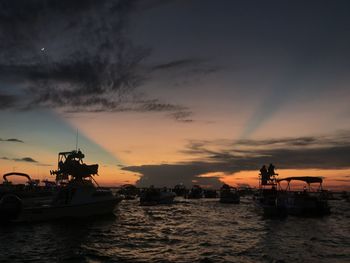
xmin=255 ymin=146 xmax=350 ymax=170
xmin=168 ymin=111 xmax=193 ymax=123
xmin=0 ymin=94 xmax=18 ymax=110
xmin=17 ymin=157 xmax=37 ymax=163
xmin=150 ymin=57 xmax=221 ymax=90
xmin=0 ymin=0 xmax=198 ymax=122
xmin=186 ymin=131 xmax=350 ymax=152
xmin=185 ymin=132 xmax=350 ymax=169
xmin=123 ymin=131 xmax=350 ymax=187
xmin=63 ymin=97 xmax=193 ymax=122
xmin=152 ymin=58 xmax=204 ymax=71
xmin=123 ymin=162 xmax=231 ymax=188
xmin=235 ymin=137 xmax=318 ymax=147
xmin=234 ymin=132 xmax=350 ymax=148
xmin=133 ymin=99 xmax=193 ymax=122
xmin=0 ymin=138 xmax=24 ymax=143
xmin=0 ymin=0 xmax=146 ymax=107
xmin=137 ymin=100 xmax=185 ymax=112
xmin=1 ymin=156 xmax=38 ymax=163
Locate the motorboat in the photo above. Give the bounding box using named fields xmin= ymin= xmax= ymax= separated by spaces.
xmin=117 ymin=184 xmax=139 ymax=200
xmin=277 ymin=177 xmax=330 ymax=216
xmin=203 ymin=189 xmax=218 ymax=198
xmin=219 ymin=184 xmax=240 ymax=204
xmin=186 ymin=185 xmax=203 ymax=199
xmin=254 ymin=187 xmax=287 ymax=216
xmin=0 ymin=172 xmax=55 ymax=200
xmin=139 ymin=186 xmax=176 ymax=205
xmin=172 ymin=184 xmax=187 ymax=197
xmin=253 ymin=169 xmax=287 ymax=216
xmin=0 ymin=150 xmax=121 ymax=222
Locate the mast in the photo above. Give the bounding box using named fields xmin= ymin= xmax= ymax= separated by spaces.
xmin=75 ymin=129 xmax=79 ymax=151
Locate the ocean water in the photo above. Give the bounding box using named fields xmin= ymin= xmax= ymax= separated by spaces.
xmin=0 ymin=197 xmax=349 ymax=263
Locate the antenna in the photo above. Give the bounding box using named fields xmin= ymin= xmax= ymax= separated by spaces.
xmin=75 ymin=129 xmax=79 ymax=151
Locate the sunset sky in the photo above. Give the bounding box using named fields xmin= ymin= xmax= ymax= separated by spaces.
xmin=0 ymin=0 xmax=350 ymax=190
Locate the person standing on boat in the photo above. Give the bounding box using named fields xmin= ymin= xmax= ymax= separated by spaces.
xmin=268 ymin=163 xmax=276 ymax=176
xmin=260 ymin=165 xmax=268 ymax=185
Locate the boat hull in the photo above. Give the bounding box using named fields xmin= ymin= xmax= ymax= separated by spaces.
xmin=254 ymin=194 xmax=287 ymax=217
xmin=285 ymin=195 xmax=330 ymax=216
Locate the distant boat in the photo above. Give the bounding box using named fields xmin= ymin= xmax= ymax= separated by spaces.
xmin=219 ymin=184 xmax=240 ymax=204
xmin=139 ymin=187 xmax=176 ymax=206
xmin=203 ymin=189 xmax=218 ymax=198
xmin=277 ymin=177 xmax=331 ymax=216
xmin=186 ymin=185 xmax=203 ymax=199
xmin=117 ymin=184 xmax=139 ymax=200
xmin=0 ymin=172 xmax=55 ymax=200
xmin=0 ymin=150 xmax=121 ymax=222
xmin=172 ymin=184 xmax=187 ymax=197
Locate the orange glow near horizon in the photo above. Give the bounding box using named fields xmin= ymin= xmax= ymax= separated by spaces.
xmin=2 ymin=158 xmax=349 ymax=191
xmin=0 ymin=159 xmax=137 ymax=187
xmin=221 ymin=169 xmax=350 ymax=191
xmin=1 ymin=111 xmax=349 ymax=190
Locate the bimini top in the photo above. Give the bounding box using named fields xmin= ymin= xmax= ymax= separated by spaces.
xmin=3 ymin=172 xmax=32 ymax=182
xmin=277 ymin=176 xmax=323 ymax=184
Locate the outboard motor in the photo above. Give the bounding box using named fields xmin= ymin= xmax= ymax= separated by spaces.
xmin=0 ymin=194 xmax=22 ymax=221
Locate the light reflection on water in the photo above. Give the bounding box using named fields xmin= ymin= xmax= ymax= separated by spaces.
xmin=0 ymin=198 xmax=349 ymax=263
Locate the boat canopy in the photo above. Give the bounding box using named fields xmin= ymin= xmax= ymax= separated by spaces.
xmin=3 ymin=172 xmax=32 ymax=182
xmin=277 ymin=176 xmax=323 ymax=184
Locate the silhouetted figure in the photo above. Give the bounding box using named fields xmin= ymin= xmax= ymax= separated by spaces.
xmin=267 ymin=164 xmax=276 ymax=183
xmin=268 ymin=163 xmax=276 ymax=177
xmin=260 ymin=165 xmax=268 ymax=185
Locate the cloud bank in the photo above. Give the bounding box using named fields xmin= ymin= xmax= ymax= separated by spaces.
xmin=123 ymin=131 xmax=350 ymax=187
xmin=1 ymin=156 xmax=38 ymax=163
xmin=0 ymin=138 xmax=24 ymax=143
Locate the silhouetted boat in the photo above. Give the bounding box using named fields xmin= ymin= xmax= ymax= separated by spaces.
xmin=0 ymin=172 xmax=55 ymax=200
xmin=277 ymin=177 xmax=330 ymax=216
xmin=253 ymin=170 xmax=287 ymax=216
xmin=0 ymin=150 xmax=121 ymax=222
xmin=219 ymin=184 xmax=240 ymax=204
xmin=117 ymin=184 xmax=139 ymax=200
xmin=172 ymin=184 xmax=187 ymax=197
xmin=140 ymin=187 xmax=176 ymax=205
xmin=203 ymin=189 xmax=218 ymax=198
xmin=186 ymin=185 xmax=203 ymax=199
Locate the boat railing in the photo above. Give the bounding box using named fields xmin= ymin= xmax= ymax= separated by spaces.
xmin=258 ymin=173 xmax=278 ymax=189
